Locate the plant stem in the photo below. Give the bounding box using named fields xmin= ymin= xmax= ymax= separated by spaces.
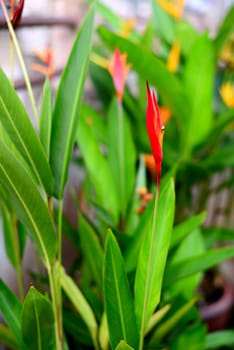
xmin=117 ymin=99 xmax=125 ymax=218
xmin=13 ymin=216 xmax=24 ymax=300
xmin=139 ymin=181 xmax=160 ymax=350
xmin=0 ymin=0 xmax=40 ymax=128
xmin=48 ymin=265 xmax=63 ymax=350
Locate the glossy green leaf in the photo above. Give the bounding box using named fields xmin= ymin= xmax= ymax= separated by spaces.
xmin=104 ymin=230 xmax=139 ymax=349
xmin=164 ymin=245 xmax=234 ymax=287
xmin=50 ymin=6 xmax=95 ymax=198
xmin=0 ymin=324 xmax=20 ymax=350
xmin=98 ymin=26 xmax=188 ymax=122
xmin=0 ymin=142 xmax=56 ymax=265
xmin=0 ymin=279 xmax=26 ymax=349
xmin=183 ymin=34 xmax=214 ymax=152
xmin=77 ymin=108 xmax=118 ymax=222
xmin=79 ymin=213 xmax=104 ymax=292
xmin=170 ymin=212 xmax=206 ymax=250
xmin=214 ymin=5 xmax=234 ymax=57
xmin=206 ymin=330 xmax=234 ymax=349
xmin=61 ymin=267 xmax=98 ymax=349
xmin=107 ymin=98 xmax=136 ymax=216
xmin=0 ymin=69 xmax=53 ymax=194
xmin=40 ymin=77 xmax=52 ymax=159
xmin=134 ymin=179 xmax=175 ymax=334
xmin=115 ymin=340 xmax=134 ymax=350
xmin=21 ymin=287 xmax=55 ymax=350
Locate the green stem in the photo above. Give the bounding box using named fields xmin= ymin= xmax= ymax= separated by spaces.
xmin=139 ymin=183 xmax=160 ymax=350
xmin=13 ymin=216 xmax=24 ymax=300
xmin=0 ymin=0 xmax=40 ymax=128
xmin=48 ymin=265 xmax=63 ymax=350
xmin=117 ymin=99 xmax=125 ymax=218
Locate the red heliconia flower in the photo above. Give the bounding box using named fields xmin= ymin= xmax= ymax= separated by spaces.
xmin=10 ymin=0 xmax=24 ymax=27
xmin=146 ymin=81 xmax=164 ymax=188
xmin=107 ymin=48 xmax=131 ymax=101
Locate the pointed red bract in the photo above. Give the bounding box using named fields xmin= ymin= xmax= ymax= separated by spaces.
xmin=146 ymin=82 xmax=164 ymax=187
xmin=107 ymin=48 xmax=131 ymax=101
xmin=11 ymin=0 xmax=24 ymax=27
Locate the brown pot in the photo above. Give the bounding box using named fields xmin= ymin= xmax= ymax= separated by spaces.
xmin=199 ymin=277 xmax=234 ymax=332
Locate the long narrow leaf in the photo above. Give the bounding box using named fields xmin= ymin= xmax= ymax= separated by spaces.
xmin=0 ymin=279 xmax=26 ymax=349
xmin=164 ymin=246 xmax=234 ymax=287
xmin=104 ymin=230 xmax=139 ymax=349
xmin=0 ymin=324 xmax=20 ymax=350
xmin=40 ymin=77 xmax=52 ymax=159
xmin=21 ymin=287 xmax=55 ymax=350
xmin=214 ymin=5 xmax=234 ymax=57
xmin=107 ymin=98 xmax=136 ymax=216
xmin=61 ymin=267 xmax=98 ymax=349
xmin=50 ymin=6 xmax=95 ymax=198
xmin=0 ymin=142 xmax=56 ymax=265
xmin=79 ymin=213 xmax=104 ymax=292
xmin=183 ymin=34 xmax=214 ymax=153
xmin=134 ymin=178 xmax=175 ymax=334
xmin=0 ymin=69 xmax=53 ymax=194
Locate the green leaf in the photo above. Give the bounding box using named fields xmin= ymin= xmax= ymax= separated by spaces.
xmin=145 ymin=304 xmax=171 ymax=336
xmin=170 ymin=212 xmax=206 ymax=250
xmin=214 ymin=5 xmax=234 ymax=57
xmin=1 ymin=204 xmax=19 ymax=267
xmin=104 ymin=230 xmax=139 ymax=349
xmin=50 ymin=6 xmax=95 ymax=198
xmin=77 ymin=107 xmax=118 ymax=222
xmin=98 ymin=26 xmax=188 ymax=122
xmin=183 ymin=34 xmax=214 ymax=152
xmin=134 ymin=179 xmax=175 ymax=333
xmin=21 ymin=287 xmax=55 ymax=350
xmin=61 ymin=267 xmax=98 ymax=349
xmin=170 ymin=321 xmax=206 ymax=350
xmin=0 ymin=324 xmax=20 ymax=350
xmin=0 ymin=142 xmax=56 ymax=265
xmin=150 ymin=297 xmax=197 ymax=342
xmin=79 ymin=213 xmax=104 ymax=292
xmin=164 ymin=246 xmax=234 ymax=287
xmin=99 ymin=313 xmax=109 ymax=350
xmin=115 ymin=340 xmax=134 ymax=350
xmin=107 ymin=98 xmax=136 ymax=216
xmin=151 ymin=0 xmax=176 ymax=44
xmin=206 ymin=330 xmax=234 ymax=349
xmin=0 ymin=69 xmax=53 ymax=195
xmin=81 ymin=103 xmax=107 ymax=144
xmin=39 ymin=77 xmax=52 ymax=159
xmin=0 ymin=279 xmax=26 ymax=349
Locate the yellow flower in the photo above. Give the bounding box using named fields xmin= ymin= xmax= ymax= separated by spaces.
xmin=118 ymin=18 xmax=136 ymax=38
xmin=167 ymin=41 xmax=180 ymax=73
xmin=220 ymin=82 xmax=234 ymax=108
xmin=157 ymin=0 xmax=185 ymax=20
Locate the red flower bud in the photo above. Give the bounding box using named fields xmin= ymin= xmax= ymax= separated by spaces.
xmin=146 ymin=82 xmax=164 ymax=187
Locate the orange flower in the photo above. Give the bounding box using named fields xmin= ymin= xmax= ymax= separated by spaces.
xmin=159 ymin=106 xmax=172 ymax=124
xmin=32 ymin=46 xmax=55 ymax=80
xmin=167 ymin=41 xmax=180 ymax=73
xmin=107 ymin=48 xmax=131 ymax=101
xmin=157 ymin=0 xmax=185 ymax=20
xmin=10 ymin=0 xmax=24 ymax=26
